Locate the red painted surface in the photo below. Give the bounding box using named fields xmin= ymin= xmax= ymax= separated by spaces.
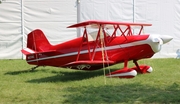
xmin=21 ymin=20 xmax=172 ymax=78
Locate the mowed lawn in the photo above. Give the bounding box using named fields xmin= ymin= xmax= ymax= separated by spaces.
xmin=0 ymin=58 xmax=180 ymax=104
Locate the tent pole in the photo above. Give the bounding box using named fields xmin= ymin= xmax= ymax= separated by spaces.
xmin=21 ymin=0 xmax=25 ymax=59
xmin=77 ymin=0 xmax=81 ymax=37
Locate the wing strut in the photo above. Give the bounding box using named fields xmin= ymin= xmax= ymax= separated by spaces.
xmin=76 ymin=27 xmax=92 ymax=61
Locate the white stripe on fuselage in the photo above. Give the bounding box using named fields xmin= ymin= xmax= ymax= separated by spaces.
xmin=27 ymin=36 xmax=154 ymax=62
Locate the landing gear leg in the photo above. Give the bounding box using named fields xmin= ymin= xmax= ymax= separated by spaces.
xmin=31 ymin=65 xmax=39 ymax=71
xmin=133 ymin=60 xmax=141 ymax=72
xmin=133 ymin=60 xmax=152 ymax=73
xmin=124 ymin=60 xmax=128 ymax=69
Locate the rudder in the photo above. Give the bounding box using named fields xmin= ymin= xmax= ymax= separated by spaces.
xmin=27 ymin=29 xmax=51 ymax=52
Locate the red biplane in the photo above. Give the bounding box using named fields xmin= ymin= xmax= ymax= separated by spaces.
xmin=21 ymin=20 xmax=173 ymax=78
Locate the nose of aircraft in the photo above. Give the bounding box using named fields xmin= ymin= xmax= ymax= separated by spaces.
xmin=150 ymin=34 xmax=173 ymax=53
xmin=159 ymin=35 xmax=173 ymax=44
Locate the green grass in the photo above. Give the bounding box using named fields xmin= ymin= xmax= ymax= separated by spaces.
xmin=0 ymin=58 xmax=180 ymax=104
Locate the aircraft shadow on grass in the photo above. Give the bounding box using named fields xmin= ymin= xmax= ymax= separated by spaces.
xmin=62 ymin=82 xmax=180 ymax=104
xmin=26 ymin=68 xmax=114 ymax=83
xmin=5 ymin=67 xmax=117 ymax=82
xmin=4 ymin=68 xmax=43 ymax=75
xmin=5 ymin=70 xmax=35 ymax=75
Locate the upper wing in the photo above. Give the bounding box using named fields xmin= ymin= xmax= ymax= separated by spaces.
xmin=67 ymin=20 xmax=152 ymax=28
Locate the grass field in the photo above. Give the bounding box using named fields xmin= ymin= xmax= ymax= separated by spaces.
xmin=0 ymin=58 xmax=180 ymax=104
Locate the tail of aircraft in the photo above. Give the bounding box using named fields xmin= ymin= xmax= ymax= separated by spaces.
xmin=21 ymin=29 xmax=52 ymax=55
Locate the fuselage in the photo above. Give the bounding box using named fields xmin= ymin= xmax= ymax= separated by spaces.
xmin=26 ymin=34 xmax=160 ymax=70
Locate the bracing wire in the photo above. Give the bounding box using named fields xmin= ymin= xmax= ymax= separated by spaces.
xmin=103 ymin=39 xmax=112 ymax=82
xmin=103 ymin=30 xmax=112 ymax=81
xmin=100 ymin=27 xmax=107 ymax=84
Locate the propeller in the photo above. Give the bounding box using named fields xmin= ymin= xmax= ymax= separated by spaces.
xmin=150 ymin=34 xmax=173 ymax=53
xmin=159 ymin=35 xmax=173 ymax=44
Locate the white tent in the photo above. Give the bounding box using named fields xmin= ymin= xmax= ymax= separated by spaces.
xmin=0 ymin=0 xmax=179 ymax=59
xmin=78 ymin=0 xmax=180 ymax=58
xmin=0 ymin=0 xmax=77 ymax=59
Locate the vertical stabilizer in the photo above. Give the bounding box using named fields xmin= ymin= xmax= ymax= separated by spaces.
xmin=27 ymin=29 xmax=51 ymax=52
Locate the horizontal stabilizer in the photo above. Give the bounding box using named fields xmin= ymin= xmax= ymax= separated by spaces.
xmin=22 ymin=48 xmax=56 ymax=55
xmin=21 ymin=48 xmax=36 ymax=55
